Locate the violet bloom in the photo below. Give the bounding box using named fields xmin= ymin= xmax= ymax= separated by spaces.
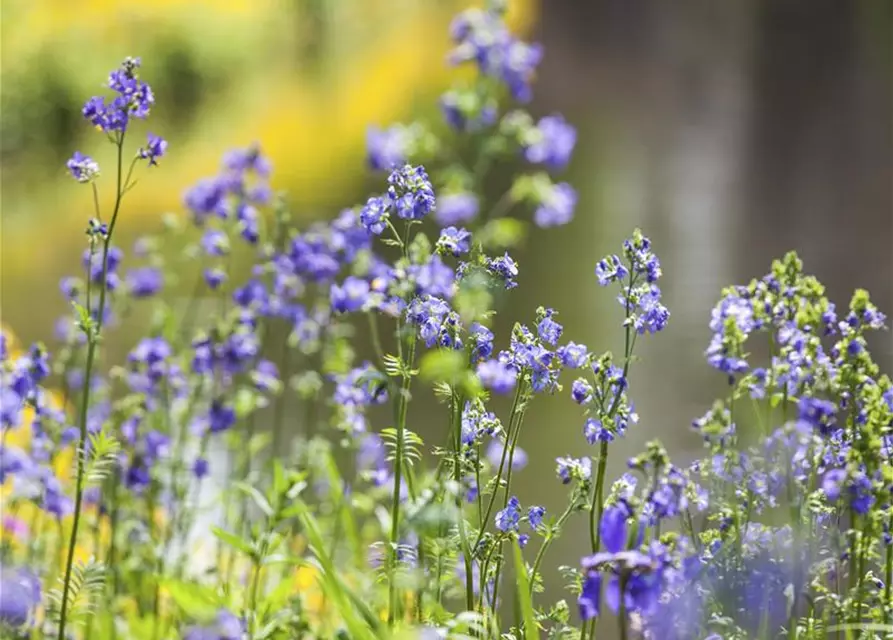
xmin=0 ymin=567 xmax=40 ymax=628
xmin=534 ymin=182 xmax=576 ymax=228
xmin=182 ymin=609 xmax=243 ymax=640
xmin=435 ymin=192 xmax=479 ymax=226
xmin=331 ymin=277 xmax=370 ymax=314
xmin=126 ymin=266 xmax=164 ymax=298
xmin=138 ymin=132 xmax=167 ymax=166
xmin=524 ymin=114 xmax=576 ymax=170
xmin=477 ymin=359 xmax=517 ymax=394
xmin=366 ymin=125 xmax=409 ymax=170
xmin=66 ymin=151 xmax=100 ymax=183
xmin=495 ymin=496 xmax=521 ymax=532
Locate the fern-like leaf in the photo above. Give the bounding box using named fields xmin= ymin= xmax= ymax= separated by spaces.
xmin=46 ymin=560 xmax=107 ymax=628
xmin=81 ymin=429 xmax=121 ymax=489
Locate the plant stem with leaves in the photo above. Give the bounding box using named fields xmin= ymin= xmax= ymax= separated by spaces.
xmin=57 ymin=133 xmax=128 ymax=640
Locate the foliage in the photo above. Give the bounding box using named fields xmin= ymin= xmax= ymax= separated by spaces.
xmin=1 ymin=1 xmax=891 ymax=639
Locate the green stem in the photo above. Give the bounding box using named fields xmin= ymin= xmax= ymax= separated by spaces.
xmin=248 ymin=537 xmax=270 ymax=634
xmin=883 ymin=541 xmax=892 ymax=629
xmin=474 ymin=382 xmax=524 ymax=549
xmin=529 ymin=503 xmax=576 ymax=595
xmin=58 ymin=133 xmax=126 ymax=640
xmin=451 ymin=392 xmax=475 ymax=613
xmin=387 ymin=335 xmax=416 ymax=625
xmin=588 ymin=441 xmax=609 ymax=553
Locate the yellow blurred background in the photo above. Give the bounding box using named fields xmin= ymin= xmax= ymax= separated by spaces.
xmin=1 ymin=0 xmax=536 ymax=343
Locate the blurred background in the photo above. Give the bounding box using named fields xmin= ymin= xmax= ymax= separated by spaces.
xmin=2 ymin=0 xmax=891 ymax=615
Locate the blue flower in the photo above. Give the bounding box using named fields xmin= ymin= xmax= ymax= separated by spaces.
xmin=360 ymin=196 xmax=389 ymax=235
xmin=536 ymin=308 xmax=563 ymax=346
xmin=524 ymin=114 xmax=576 ymax=170
xmin=138 ymin=132 xmax=167 ymax=166
xmin=331 ymin=277 xmax=371 ymax=314
xmin=439 ymin=90 xmax=496 ymax=131
xmin=183 ymin=609 xmax=243 ymax=640
xmin=528 ymin=505 xmax=546 ymax=529
xmin=477 ymin=359 xmax=517 ymax=394
xmin=578 ymin=572 xmax=601 ymax=621
xmin=486 ymin=253 xmax=519 ymax=289
xmin=66 ymin=151 xmax=100 ymax=183
xmin=709 ymin=294 xmax=756 ymax=335
xmin=496 ymin=496 xmax=522 ymax=532
xmin=366 ymin=125 xmax=410 ymax=170
xmin=435 ymin=192 xmax=479 ymax=226
xmin=533 ymin=182 xmax=576 ymax=227
xmin=126 ymin=266 xmax=163 ymax=298
xmin=82 ymin=245 xmax=123 ymax=289
xmin=595 ymin=255 xmax=628 ymax=287
xmin=584 ymin=418 xmax=613 ymax=445
xmin=411 ymin=256 xmax=455 ymax=299
xmin=184 ymin=177 xmax=229 ymax=222
xmin=557 ymin=342 xmax=589 ymax=368
xmin=556 ymin=456 xmax=591 ymax=484
xmin=487 ymin=439 xmax=527 ymax=471
xmin=436 ymin=226 xmax=472 ymax=257
xmin=236 ymin=203 xmax=260 ymax=244
xmin=705 ymin=333 xmax=749 ymax=376
xmin=222 ymin=144 xmax=272 ymax=177
xmin=0 ymin=566 xmax=40 ymax=628
xmin=82 ymin=57 xmax=155 ymax=132
xmin=848 ymin=471 xmax=875 ymax=515
xmin=201 ymin=229 xmax=229 ymax=256
xmin=623 ymin=230 xmax=662 ymax=283
xmin=797 ymin=396 xmax=837 ymax=434
xmin=203 ymin=267 xmax=227 ymax=290
xmin=448 ymin=9 xmax=542 ymax=102
xmin=632 ymin=285 xmax=670 ymax=334
xmin=470 ymin=323 xmax=494 ymax=363
xmin=208 ymin=401 xmax=236 ymax=434
xmin=571 ymin=378 xmax=593 ymax=405
xmin=600 ymin=506 xmax=628 ymax=553
xmin=0 ymin=446 xmax=34 ymax=483
xmin=387 ymin=164 xmax=436 ymax=221
xmin=193 ymin=458 xmax=210 ymax=479
xmin=251 ymin=360 xmax=280 ymax=393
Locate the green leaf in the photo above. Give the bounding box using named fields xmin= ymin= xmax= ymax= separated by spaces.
xmin=513 ymin=542 xmax=540 ymax=640
xmin=233 ymin=481 xmax=274 ymax=518
xmin=381 ymin=354 xmax=405 ymax=378
xmin=249 ymin=432 xmax=273 ymax=456
xmin=292 ymin=502 xmax=377 ymax=640
xmin=211 ymin=526 xmax=254 ymax=557
xmin=82 ymin=429 xmax=121 ymax=489
xmin=419 ymin=349 xmax=467 ymax=385
xmin=163 ymin=579 xmax=220 ymax=622
xmin=478 ymin=217 xmax=527 ymax=249
xmin=233 ymin=388 xmax=257 ymax=418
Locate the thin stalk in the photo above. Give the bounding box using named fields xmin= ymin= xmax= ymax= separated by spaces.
xmin=58 ymin=133 xmax=126 ymax=640
xmin=474 ymin=382 xmax=524 ymax=549
xmin=248 ymin=544 xmax=267 ymax=635
xmin=451 ymin=392 xmax=475 ymax=613
xmin=387 ymin=335 xmax=417 ymax=625
xmin=489 ymin=387 xmax=531 ymax=618
xmin=883 ymin=542 xmax=892 ymax=629
xmin=588 ymin=441 xmax=609 ymax=552
xmin=528 ymin=502 xmax=576 ymax=595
